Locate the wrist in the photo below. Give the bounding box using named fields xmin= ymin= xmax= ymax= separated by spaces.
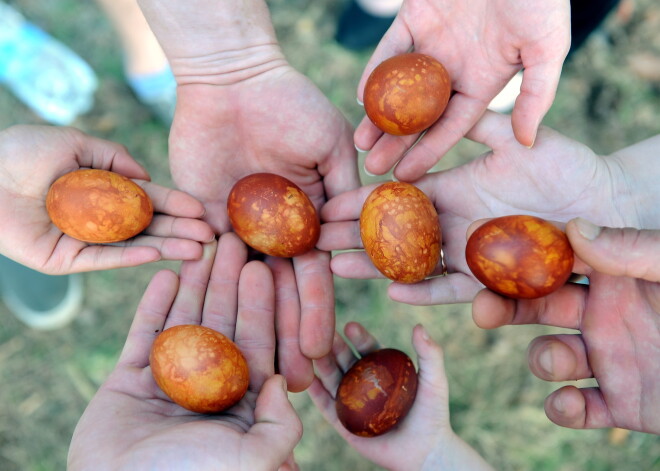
xmin=420 ymin=430 xmax=494 ymax=471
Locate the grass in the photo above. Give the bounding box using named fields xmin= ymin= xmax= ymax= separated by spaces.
xmin=1 ymin=0 xmax=659 ymax=470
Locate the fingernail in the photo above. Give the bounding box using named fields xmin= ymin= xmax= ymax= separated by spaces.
xmin=419 ymin=324 xmax=430 ymax=341
xmin=356 ymin=96 xmax=364 ymax=107
xmin=363 ymin=165 xmax=376 ymax=177
xmin=552 ymin=393 xmax=565 ymax=414
xmin=281 ymin=376 xmax=288 ymax=393
xmin=538 ymin=347 xmax=553 ymax=376
xmin=355 ymin=143 xmax=367 ymax=153
xmin=575 ymin=217 xmax=602 ymax=241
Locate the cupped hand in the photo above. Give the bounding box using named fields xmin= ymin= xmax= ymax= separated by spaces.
xmin=473 ymin=220 xmax=660 ymax=434
xmin=321 ymin=111 xmax=632 ymax=305
xmin=0 ymin=125 xmax=214 ymax=274
xmin=355 ymin=0 xmax=571 ymax=181
xmin=308 ymin=321 xmax=492 ymax=471
xmin=68 ymin=234 xmax=303 ymax=470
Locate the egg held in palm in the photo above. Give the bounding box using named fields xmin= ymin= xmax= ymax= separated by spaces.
xmin=149 ymin=324 xmax=249 ymax=414
xmin=227 ymin=173 xmax=320 ymax=258
xmin=335 ymin=348 xmax=418 ymax=437
xmin=363 ymin=52 xmax=451 ymax=136
xmin=46 ymin=168 xmax=153 ymax=243
xmin=360 ymin=182 xmax=441 ymax=283
xmin=465 ymin=214 xmax=574 ymax=299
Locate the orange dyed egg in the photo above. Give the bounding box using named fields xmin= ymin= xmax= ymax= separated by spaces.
xmin=227 ymin=173 xmax=320 ymax=258
xmin=336 ymin=348 xmax=418 ymax=437
xmin=149 ymin=325 xmax=249 ymax=414
xmin=465 ymin=215 xmax=574 ymax=299
xmin=46 ymin=169 xmax=153 ymax=243
xmin=364 ymin=52 xmax=451 ymax=136
xmin=360 ymin=182 xmax=441 ymax=283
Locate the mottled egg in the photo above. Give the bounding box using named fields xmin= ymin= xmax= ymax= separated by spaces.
xmin=46 ymin=168 xmax=153 ymax=243
xmin=360 ymin=182 xmax=441 ymax=283
xmin=364 ymin=52 xmax=451 ymax=136
xmin=227 ymin=173 xmax=320 ymax=258
xmin=149 ymin=324 xmax=249 ymax=414
xmin=336 ymin=348 xmax=418 ymax=437
xmin=465 ymin=215 xmax=574 ymax=299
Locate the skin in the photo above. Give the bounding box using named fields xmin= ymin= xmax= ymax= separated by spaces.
xmin=309 ymin=322 xmax=493 ymax=471
xmin=0 ymin=125 xmax=214 ymax=274
xmin=355 ymin=0 xmax=571 ymax=181
xmin=68 ymin=234 xmax=303 ymax=470
xmin=137 ymin=0 xmax=361 ymax=378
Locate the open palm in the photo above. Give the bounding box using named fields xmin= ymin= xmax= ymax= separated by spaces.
xmin=355 ymin=0 xmax=571 ymax=181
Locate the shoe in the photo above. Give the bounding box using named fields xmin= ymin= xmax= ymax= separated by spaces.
xmin=0 ymin=256 xmax=83 ymax=330
xmin=335 ymin=0 xmax=396 ymax=51
xmin=126 ymin=66 xmax=176 ymax=126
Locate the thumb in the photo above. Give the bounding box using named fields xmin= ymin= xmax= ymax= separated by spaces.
xmin=245 ymin=375 xmax=303 ymax=468
xmin=566 ymin=218 xmax=660 ymax=282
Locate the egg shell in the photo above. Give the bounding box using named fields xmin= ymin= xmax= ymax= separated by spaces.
xmin=364 ymin=52 xmax=451 ymax=136
xmin=227 ymin=173 xmax=320 ymax=258
xmin=465 ymin=215 xmax=575 ymax=299
xmin=360 ymin=182 xmax=441 ymax=283
xmin=46 ymin=169 xmax=153 ymax=243
xmin=149 ymin=324 xmax=249 ymax=414
xmin=336 ymin=348 xmax=418 ymax=437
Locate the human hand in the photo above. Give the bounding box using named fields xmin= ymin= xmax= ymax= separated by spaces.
xmin=68 ymin=234 xmax=303 ymax=470
xmin=472 ymin=219 xmax=660 ymax=434
xmin=0 ymin=125 xmax=214 ymax=274
xmin=138 ymin=0 xmax=361 ymax=367
xmin=308 ymin=322 xmax=492 ymax=471
xmin=355 ymin=0 xmax=571 ymax=181
xmin=321 ymin=111 xmax=636 ymax=305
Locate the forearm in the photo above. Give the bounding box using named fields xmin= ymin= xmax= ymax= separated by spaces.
xmin=137 ymin=0 xmax=286 ymax=84
xmin=605 ymin=134 xmax=660 ymax=229
xmin=420 ymin=432 xmax=494 ymax=471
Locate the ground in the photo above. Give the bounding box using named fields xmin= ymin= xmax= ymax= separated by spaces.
xmin=0 ymin=0 xmax=659 ymax=470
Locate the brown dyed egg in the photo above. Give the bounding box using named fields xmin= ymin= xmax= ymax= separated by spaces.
xmin=465 ymin=215 xmax=574 ymax=299
xmin=149 ymin=324 xmax=249 ymax=414
xmin=336 ymin=348 xmax=418 ymax=437
xmin=227 ymin=173 xmax=320 ymax=258
xmin=360 ymin=182 xmax=441 ymax=283
xmin=46 ymin=169 xmax=153 ymax=243
xmin=364 ymin=52 xmax=451 ymax=136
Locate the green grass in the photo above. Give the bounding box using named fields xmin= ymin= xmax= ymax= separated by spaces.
xmin=1 ymin=0 xmax=659 ymax=470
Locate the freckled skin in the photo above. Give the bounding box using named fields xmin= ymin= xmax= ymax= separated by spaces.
xmin=150 ymin=325 xmax=249 ymax=414
xmin=336 ymin=349 xmax=418 ymax=437
xmin=227 ymin=173 xmax=320 ymax=258
xmin=46 ymin=169 xmax=153 ymax=243
xmin=465 ymin=215 xmax=574 ymax=299
xmin=364 ymin=53 xmax=451 ymax=136
xmin=360 ymin=182 xmax=441 ymax=283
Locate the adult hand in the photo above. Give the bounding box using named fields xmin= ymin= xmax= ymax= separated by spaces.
xmin=0 ymin=125 xmax=214 ymax=274
xmin=308 ymin=322 xmax=493 ymax=471
xmin=321 ymin=111 xmax=651 ymax=305
xmin=355 ymin=0 xmax=571 ymax=181
xmin=473 ymin=220 xmax=660 ymax=434
xmin=68 ymin=234 xmax=303 ymax=470
xmin=138 ymin=0 xmax=361 ymax=366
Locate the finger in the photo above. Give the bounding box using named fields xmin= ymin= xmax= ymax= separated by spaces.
xmin=464 ymin=109 xmax=516 ymax=149
xmin=137 ymin=181 xmax=208 ymax=219
xmin=388 ymin=272 xmax=482 ymax=305
xmin=566 ymin=218 xmax=660 ymax=282
xmin=472 ymin=283 xmax=587 ymax=330
xmin=235 ymin=260 xmax=276 ymax=391
xmin=354 ymin=114 xmax=385 ymax=155
xmin=330 ymin=251 xmax=386 ymax=280
xmin=545 ymin=385 xmax=615 ymax=429
xmin=57 ymin=243 xmax=161 ymax=273
xmin=118 ymin=269 xmax=179 ymax=368
xmin=392 ymin=93 xmax=487 ymax=182
xmin=319 ymin=183 xmax=378 ymax=223
xmin=164 ymin=241 xmax=218 ymax=328
xmin=317 ymin=124 xmax=362 ymax=198
xmin=356 ymin=17 xmax=413 ymax=103
xmin=511 ymin=61 xmax=563 ymax=148
xmin=333 ymin=330 xmax=360 ymax=373
xmin=527 ymin=334 xmax=593 ymax=382
xmin=343 ymin=321 xmax=380 ymax=355
xmin=201 ymin=232 xmax=247 ymax=335
xmin=266 ymin=257 xmax=313 ymax=393
xmin=294 ymin=250 xmax=335 ymax=359
xmin=317 ymin=221 xmax=362 ymax=252
xmin=143 ymin=215 xmax=215 ymax=242
xmin=362 ymin=131 xmax=421 ymax=177
xmin=245 ymin=375 xmax=303 ymax=468
xmin=74 ymin=132 xmax=150 ymax=180
xmin=117 ymin=234 xmax=204 ymax=261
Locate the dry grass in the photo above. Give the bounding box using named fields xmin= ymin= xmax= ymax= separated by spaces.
xmin=1 ymin=0 xmax=659 ymax=470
